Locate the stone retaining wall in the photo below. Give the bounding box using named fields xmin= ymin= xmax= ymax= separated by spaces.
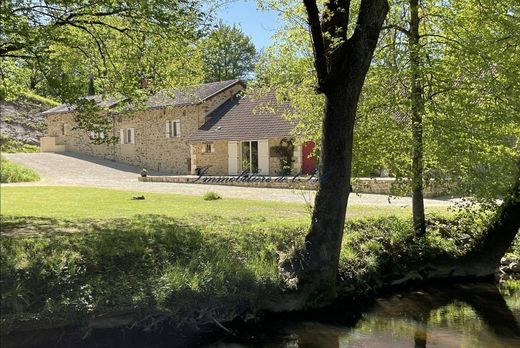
xmin=138 ymin=175 xmax=446 ymax=197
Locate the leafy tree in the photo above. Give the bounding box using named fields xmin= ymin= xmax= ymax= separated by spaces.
xmin=272 ymin=0 xmax=389 ymax=307
xmin=1 ymin=0 xmax=208 ymax=142
xmin=1 ymin=0 xmax=207 ymax=101
xmin=200 ymin=22 xmax=257 ymax=82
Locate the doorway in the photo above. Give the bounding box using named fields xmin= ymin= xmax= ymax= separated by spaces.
xmin=241 ymin=141 xmax=258 ymax=173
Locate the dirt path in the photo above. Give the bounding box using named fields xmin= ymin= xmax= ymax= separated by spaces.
xmin=2 ymin=152 xmax=457 ymax=206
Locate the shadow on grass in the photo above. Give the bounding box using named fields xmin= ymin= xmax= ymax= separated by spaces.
xmin=1 ymin=214 xmax=294 ymax=347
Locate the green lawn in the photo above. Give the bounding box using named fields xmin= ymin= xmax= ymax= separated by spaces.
xmin=0 ymin=185 xmax=487 ymax=335
xmin=0 ymin=186 xmax=449 ymax=222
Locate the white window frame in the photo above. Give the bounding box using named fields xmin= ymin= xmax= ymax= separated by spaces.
xmin=166 ymin=120 xmax=181 ymax=138
xmin=89 ymin=130 xmax=106 ymax=141
xmin=203 ymin=143 xmax=214 ymax=154
xmin=120 ymin=128 xmax=135 ymax=144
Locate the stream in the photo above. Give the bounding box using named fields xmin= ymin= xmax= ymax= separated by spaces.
xmin=2 ymin=282 xmax=519 ymax=347
xmin=207 ymin=282 xmax=520 ymax=348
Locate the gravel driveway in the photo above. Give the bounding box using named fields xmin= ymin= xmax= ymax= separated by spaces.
xmin=2 ymin=152 xmax=456 ymax=206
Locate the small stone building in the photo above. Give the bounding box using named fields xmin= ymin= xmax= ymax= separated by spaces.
xmin=41 ymin=79 xmax=316 ymax=176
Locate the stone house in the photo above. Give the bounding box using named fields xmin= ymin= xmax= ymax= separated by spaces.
xmin=41 ymin=79 xmax=316 ymax=176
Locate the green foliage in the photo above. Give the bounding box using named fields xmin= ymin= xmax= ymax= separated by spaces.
xmin=271 ymin=138 xmax=295 ymax=175
xmin=200 ymin=22 xmax=257 ymax=82
xmin=1 ymin=0 xmax=207 ymax=130
xmin=0 ymin=135 xmax=40 ymax=153
xmin=203 ymin=191 xmax=222 ymax=201
xmin=256 ymin=0 xmax=520 ymax=204
xmin=339 ymin=214 xmax=490 ymax=292
xmin=0 ymin=215 xmax=302 ymax=329
xmin=0 ymin=158 xmax=40 ymax=183
xmin=1 ymin=213 xmax=502 ymax=331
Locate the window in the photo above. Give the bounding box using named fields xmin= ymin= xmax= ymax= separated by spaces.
xmin=89 ymin=131 xmax=105 ymax=140
xmin=119 ymin=128 xmax=135 ymax=144
xmin=203 ymin=143 xmax=214 ymax=153
xmin=62 ymin=123 xmax=68 ymax=135
xmin=166 ymin=120 xmax=181 ymax=138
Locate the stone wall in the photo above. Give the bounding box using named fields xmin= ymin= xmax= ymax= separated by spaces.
xmin=138 ymin=175 xmax=446 ymax=197
xmin=190 ymin=140 xmax=229 ymax=175
xmin=43 ymin=83 xmax=245 ymax=174
xmin=188 ymin=137 xmax=303 ymax=176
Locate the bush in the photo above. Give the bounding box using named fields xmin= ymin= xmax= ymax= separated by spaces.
xmin=203 ymin=191 xmax=222 ymax=201
xmin=0 ymin=158 xmax=40 ymax=183
xmin=0 ymin=135 xmax=40 ymax=153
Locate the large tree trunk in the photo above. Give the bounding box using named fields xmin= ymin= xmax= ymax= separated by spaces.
xmin=409 ymin=0 xmax=426 ymax=236
xmin=279 ymin=0 xmax=389 ymax=309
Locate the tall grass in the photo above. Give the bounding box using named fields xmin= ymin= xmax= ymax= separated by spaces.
xmin=0 ymin=158 xmax=40 ymax=183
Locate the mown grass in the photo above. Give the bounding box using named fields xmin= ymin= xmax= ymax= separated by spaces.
xmin=1 ymin=185 xmax=473 ymax=334
xmin=0 ymin=158 xmax=40 ymax=183
xmin=0 ymin=213 xmax=494 ymax=334
xmin=0 ymin=186 xmax=450 ymax=220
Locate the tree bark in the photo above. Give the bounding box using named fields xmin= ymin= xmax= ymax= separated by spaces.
xmin=279 ymin=0 xmax=389 ymax=308
xmin=409 ymin=0 xmax=426 ymax=236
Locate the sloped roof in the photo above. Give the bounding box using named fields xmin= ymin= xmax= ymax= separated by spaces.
xmin=42 ymin=79 xmax=244 ymax=115
xmin=41 ymin=95 xmax=121 ymax=115
xmin=187 ymin=92 xmax=294 ymax=142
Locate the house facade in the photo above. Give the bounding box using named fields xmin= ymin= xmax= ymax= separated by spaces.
xmin=41 ymin=79 xmax=316 ymax=176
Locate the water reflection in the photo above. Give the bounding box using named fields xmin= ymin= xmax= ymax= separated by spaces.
xmin=209 ymin=282 xmax=520 ymax=348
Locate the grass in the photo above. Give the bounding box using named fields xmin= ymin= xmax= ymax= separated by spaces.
xmin=0 ymin=212 xmax=494 ymax=334
xmin=203 ymin=191 xmax=222 ymax=201
xmin=0 ymin=158 xmax=40 ymax=183
xmin=21 ymin=91 xmax=60 ymax=107
xmin=1 ymin=185 xmax=466 ymax=335
xmin=0 ymin=135 xmax=40 ymax=153
xmin=0 ymin=186 xmax=450 ymax=221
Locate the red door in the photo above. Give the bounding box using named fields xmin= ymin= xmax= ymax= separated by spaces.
xmin=302 ymin=141 xmax=317 ymax=174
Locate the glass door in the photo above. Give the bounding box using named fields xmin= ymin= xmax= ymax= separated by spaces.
xmin=241 ymin=141 xmax=259 ymax=174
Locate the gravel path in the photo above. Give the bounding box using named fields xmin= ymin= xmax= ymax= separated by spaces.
xmin=2 ymin=152 xmax=457 ymax=206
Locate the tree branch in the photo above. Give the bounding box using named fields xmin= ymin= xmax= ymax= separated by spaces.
xmin=302 ymin=0 xmax=329 ymax=92
xmin=383 ymin=24 xmax=411 ymax=37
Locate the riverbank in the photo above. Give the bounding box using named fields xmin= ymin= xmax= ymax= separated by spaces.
xmin=1 ymin=187 xmax=517 ymax=347
xmin=3 ymin=214 xmax=517 ymax=342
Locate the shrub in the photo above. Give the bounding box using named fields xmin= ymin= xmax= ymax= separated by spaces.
xmin=203 ymin=191 xmax=222 ymax=201
xmin=0 ymin=135 xmax=40 ymax=153
xmin=0 ymin=158 xmax=40 ymax=183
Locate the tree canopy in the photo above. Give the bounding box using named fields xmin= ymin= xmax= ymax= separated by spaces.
xmin=200 ymin=22 xmax=257 ymax=82
xmin=1 ymin=0 xmax=208 ymax=102
xmin=257 ymin=0 xmax=520 ymax=206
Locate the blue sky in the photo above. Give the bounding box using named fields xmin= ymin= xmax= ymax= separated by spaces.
xmin=216 ymin=0 xmax=280 ymax=50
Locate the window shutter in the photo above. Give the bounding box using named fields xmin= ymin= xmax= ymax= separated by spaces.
xmin=211 ymin=144 xmax=215 ymax=153
xmin=166 ymin=121 xmax=170 ymax=138
xmin=90 ymin=131 xmax=95 ymax=139
xmin=177 ymin=121 xmax=181 ymax=137
xmin=129 ymin=128 xmax=135 ymax=144
xmin=228 ymin=141 xmax=238 ymax=175
xmin=100 ymin=131 xmax=105 ymax=139
xmin=258 ymin=140 xmax=270 ymax=175
xmin=120 ymin=129 xmax=124 ymax=144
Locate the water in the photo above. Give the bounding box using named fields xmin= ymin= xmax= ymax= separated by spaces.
xmin=3 ymin=282 xmax=519 ymax=347
xmin=207 ymin=282 xmax=520 ymax=348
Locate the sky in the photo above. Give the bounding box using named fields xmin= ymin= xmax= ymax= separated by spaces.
xmin=216 ymin=0 xmax=281 ymax=50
